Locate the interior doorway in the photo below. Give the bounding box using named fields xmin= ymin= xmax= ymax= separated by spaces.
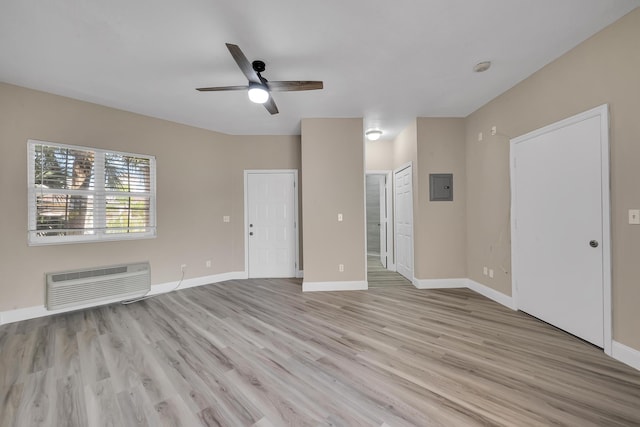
xmin=366 ymin=170 xmax=410 ymax=288
xmin=366 ymin=171 xmax=393 ymax=270
xmin=366 ymin=174 xmax=384 ymax=266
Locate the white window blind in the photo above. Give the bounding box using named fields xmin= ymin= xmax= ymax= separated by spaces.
xmin=28 ymin=139 xmax=156 ymax=245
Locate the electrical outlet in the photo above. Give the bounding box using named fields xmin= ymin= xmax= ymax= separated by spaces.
xmin=483 ymin=266 xmax=488 ymax=276
xmin=489 ymin=269 xmax=494 ymax=278
xmin=205 ymin=260 xmax=211 ymax=268
xmin=181 ymin=264 xmax=187 ymax=273
xmin=629 ymin=209 xmax=640 ymax=225
xmin=223 ymin=216 xmax=230 ymax=223
xmin=491 ymin=126 xmax=497 ymax=135
xmin=338 ymin=264 xmax=344 ymax=272
xmin=478 ymin=132 xmax=483 ymax=141
xmin=338 ymin=213 xmax=343 ymax=222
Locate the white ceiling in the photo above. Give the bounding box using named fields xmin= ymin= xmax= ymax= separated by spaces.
xmin=1 ymin=0 xmax=637 ymax=140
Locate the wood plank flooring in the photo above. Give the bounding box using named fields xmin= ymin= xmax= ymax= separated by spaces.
xmin=1 ymin=278 xmax=640 ymax=426
xmin=367 ymin=255 xmax=411 ymax=288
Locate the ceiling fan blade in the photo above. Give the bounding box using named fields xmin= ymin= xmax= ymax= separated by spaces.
xmin=226 ymin=43 xmax=261 ymax=83
xmin=263 ymin=97 xmax=279 ymax=115
xmin=196 ymin=85 xmax=249 ymax=92
xmin=198 ymin=44 xmax=320 ymax=115
xmin=266 ymin=81 xmax=324 ymax=92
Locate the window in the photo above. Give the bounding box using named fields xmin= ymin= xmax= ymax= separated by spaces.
xmin=28 ymin=140 xmax=156 ymax=245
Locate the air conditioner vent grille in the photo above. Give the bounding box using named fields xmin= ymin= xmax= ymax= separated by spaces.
xmin=46 ymin=262 xmax=150 ymax=310
xmin=50 ymin=266 xmax=128 ymax=283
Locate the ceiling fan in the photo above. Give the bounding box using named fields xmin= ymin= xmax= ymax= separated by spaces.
xmin=196 ymin=43 xmax=324 ymax=115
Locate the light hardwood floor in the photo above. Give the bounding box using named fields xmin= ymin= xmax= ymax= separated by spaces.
xmin=1 ymin=278 xmax=639 ymax=426
xmin=367 ymin=255 xmax=411 ymax=288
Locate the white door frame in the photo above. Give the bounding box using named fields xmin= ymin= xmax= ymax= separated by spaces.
xmin=366 ymin=170 xmax=394 ymax=270
xmin=510 ymin=104 xmax=611 ymax=355
xmin=244 ymin=169 xmax=300 ymax=278
xmin=393 ymin=162 xmax=414 ymax=280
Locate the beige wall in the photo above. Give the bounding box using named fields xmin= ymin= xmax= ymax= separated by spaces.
xmin=465 ymin=8 xmax=640 ymax=350
xmin=414 ymin=118 xmax=467 ymax=279
xmin=365 ymin=139 xmax=394 ymax=171
xmin=392 ymin=120 xmax=418 ymax=169
xmin=382 ymin=118 xmax=467 ymax=280
xmin=0 ymin=83 xmax=301 ymax=311
xmin=301 ymin=118 xmax=366 ymax=284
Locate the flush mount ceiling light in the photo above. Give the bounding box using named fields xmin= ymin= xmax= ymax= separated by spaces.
xmin=247 ymin=83 xmax=269 ymax=104
xmin=365 ymin=129 xmax=383 ymax=141
xmin=473 ymin=61 xmax=492 ymax=73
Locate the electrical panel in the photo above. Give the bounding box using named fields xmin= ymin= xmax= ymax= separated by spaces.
xmin=429 ymin=173 xmax=453 ymax=201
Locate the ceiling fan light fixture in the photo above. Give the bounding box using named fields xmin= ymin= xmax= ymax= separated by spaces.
xmin=365 ymin=129 xmax=383 ymax=141
xmin=248 ymin=83 xmax=269 ymax=104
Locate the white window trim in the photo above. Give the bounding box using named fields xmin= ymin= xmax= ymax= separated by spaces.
xmin=27 ymin=139 xmax=157 ymax=245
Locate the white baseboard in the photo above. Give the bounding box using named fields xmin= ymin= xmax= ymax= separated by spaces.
xmin=146 ymin=271 xmax=247 ymax=296
xmin=411 ymin=277 xmax=515 ymax=310
xmin=0 ymin=271 xmax=246 ymax=326
xmin=466 ymin=279 xmax=516 ymax=310
xmin=0 ymin=300 xmax=129 ymax=326
xmin=413 ymin=278 xmax=467 ymax=289
xmin=302 ymin=280 xmax=368 ymax=292
xmin=612 ymin=340 xmax=640 ymax=371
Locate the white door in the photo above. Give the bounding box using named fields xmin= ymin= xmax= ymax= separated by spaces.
xmin=394 ymin=165 xmax=413 ymax=281
xmin=246 ymin=172 xmax=297 ymax=278
xmin=511 ymin=105 xmax=610 ymax=348
xmin=379 ymin=176 xmax=387 ymax=268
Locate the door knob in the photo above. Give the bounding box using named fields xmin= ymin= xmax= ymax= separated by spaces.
xmin=589 ymin=240 xmax=599 ymax=248
xmin=249 ymin=232 xmax=253 ymax=236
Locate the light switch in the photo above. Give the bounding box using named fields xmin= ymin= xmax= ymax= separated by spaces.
xmin=338 ymin=213 xmax=343 ymax=222
xmin=629 ymin=209 xmax=640 ymax=225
